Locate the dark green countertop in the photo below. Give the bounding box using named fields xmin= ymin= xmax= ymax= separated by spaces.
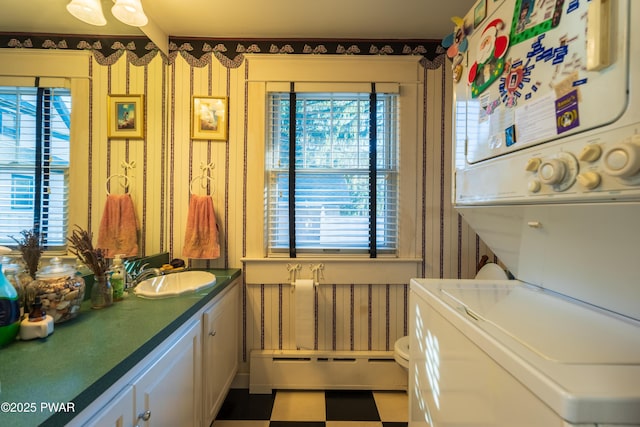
xmin=0 ymin=268 xmax=241 ymax=427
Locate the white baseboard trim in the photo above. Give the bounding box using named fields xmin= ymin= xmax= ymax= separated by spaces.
xmin=249 ymin=349 xmax=407 ymax=394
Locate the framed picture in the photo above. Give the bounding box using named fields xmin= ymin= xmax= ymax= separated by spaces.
xmin=192 ymin=96 xmax=228 ymax=140
xmin=473 ymin=0 xmax=487 ymax=28
xmin=107 ymin=94 xmax=144 ymax=139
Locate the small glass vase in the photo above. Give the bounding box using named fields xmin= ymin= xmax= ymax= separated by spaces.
xmin=91 ymin=274 xmax=113 ymax=309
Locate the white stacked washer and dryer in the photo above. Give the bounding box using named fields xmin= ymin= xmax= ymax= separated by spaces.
xmin=410 ymin=0 xmax=640 ymax=425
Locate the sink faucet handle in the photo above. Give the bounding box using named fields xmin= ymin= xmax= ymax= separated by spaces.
xmin=134 ymin=263 xmax=150 ymax=276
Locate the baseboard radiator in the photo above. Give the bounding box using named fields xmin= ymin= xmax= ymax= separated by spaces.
xmin=249 ymin=350 xmax=407 ymax=394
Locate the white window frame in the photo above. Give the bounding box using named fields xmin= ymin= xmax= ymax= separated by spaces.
xmin=0 ymin=49 xmax=91 ymax=255
xmin=244 ymin=55 xmax=423 ymax=285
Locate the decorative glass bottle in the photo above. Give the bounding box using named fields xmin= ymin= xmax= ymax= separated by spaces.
xmin=91 ymin=274 xmax=113 ymax=309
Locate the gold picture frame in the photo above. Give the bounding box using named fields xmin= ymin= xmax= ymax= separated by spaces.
xmin=192 ymin=96 xmax=228 ymax=140
xmin=107 ymin=94 xmax=144 ymax=139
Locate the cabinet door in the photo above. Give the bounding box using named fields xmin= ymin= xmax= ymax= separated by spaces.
xmin=134 ymin=319 xmax=202 ymax=427
xmin=86 ymin=385 xmax=134 ymax=427
xmin=203 ymin=283 xmax=239 ymax=425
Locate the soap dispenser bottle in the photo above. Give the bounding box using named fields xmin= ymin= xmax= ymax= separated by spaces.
xmin=0 ymin=264 xmax=21 ymax=346
xmin=110 ymin=254 xmax=125 ymax=301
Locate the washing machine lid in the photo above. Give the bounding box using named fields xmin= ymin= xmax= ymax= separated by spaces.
xmin=412 ymin=278 xmax=640 ymax=424
xmin=440 ymin=282 xmax=640 ymax=365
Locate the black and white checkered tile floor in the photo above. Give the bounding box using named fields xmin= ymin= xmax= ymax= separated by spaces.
xmin=213 ymin=389 xmax=408 ymax=427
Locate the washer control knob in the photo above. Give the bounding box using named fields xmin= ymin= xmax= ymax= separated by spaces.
xmin=525 ymin=157 xmax=542 ymax=172
xmin=578 ymin=144 xmax=602 ymax=162
xmin=576 ymin=171 xmax=601 ymax=189
xmin=538 ymin=159 xmax=566 ymax=185
xmin=528 ymin=180 xmax=541 ymax=193
xmin=603 ymin=142 xmax=640 ymax=177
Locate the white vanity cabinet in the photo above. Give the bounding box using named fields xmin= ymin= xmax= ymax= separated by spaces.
xmin=202 ymin=284 xmax=239 ymax=425
xmin=133 ymin=318 xmax=202 ymax=427
xmin=85 ymin=385 xmax=134 ymax=427
xmin=78 ymin=318 xmax=202 ymax=427
xmin=69 ymin=278 xmax=240 ymax=427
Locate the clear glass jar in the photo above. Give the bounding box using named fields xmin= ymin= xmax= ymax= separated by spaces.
xmin=90 ymin=274 xmax=113 ymax=309
xmin=1 ymin=256 xmax=33 ymax=319
xmin=27 ymin=257 xmax=85 ymax=323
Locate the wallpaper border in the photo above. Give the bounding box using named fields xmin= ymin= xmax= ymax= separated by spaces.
xmin=0 ymin=33 xmax=448 ymax=69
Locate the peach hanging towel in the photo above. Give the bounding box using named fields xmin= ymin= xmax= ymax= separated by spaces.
xmin=97 ymin=193 xmax=139 ymax=258
xmin=183 ymin=194 xmax=220 ymax=259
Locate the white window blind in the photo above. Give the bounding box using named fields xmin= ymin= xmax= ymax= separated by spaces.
xmin=0 ymin=86 xmax=70 ymax=249
xmin=266 ymin=91 xmax=398 ymax=255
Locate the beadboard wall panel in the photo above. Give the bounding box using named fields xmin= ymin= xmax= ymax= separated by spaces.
xmin=245 ymin=283 xmax=409 ymax=353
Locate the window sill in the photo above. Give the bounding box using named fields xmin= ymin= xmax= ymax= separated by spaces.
xmin=242 ymin=257 xmax=422 ymax=285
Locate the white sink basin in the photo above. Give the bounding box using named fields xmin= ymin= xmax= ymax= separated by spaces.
xmin=134 ymin=270 xmax=216 ymax=299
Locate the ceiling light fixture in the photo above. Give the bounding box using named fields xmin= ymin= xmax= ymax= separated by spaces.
xmin=66 ymin=0 xmax=107 ymax=26
xmin=111 ymin=0 xmax=148 ymax=27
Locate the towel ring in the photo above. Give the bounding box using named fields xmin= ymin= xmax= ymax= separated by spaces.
xmin=105 ymin=174 xmax=130 ymax=195
xmin=189 ymin=174 xmax=214 ymax=195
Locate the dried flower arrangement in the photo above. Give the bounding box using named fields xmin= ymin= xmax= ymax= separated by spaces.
xmin=11 ymin=229 xmax=43 ymax=279
xmin=67 ymin=226 xmax=109 ymax=277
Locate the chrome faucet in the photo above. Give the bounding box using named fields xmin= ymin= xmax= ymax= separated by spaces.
xmin=128 ymin=264 xmax=163 ymax=289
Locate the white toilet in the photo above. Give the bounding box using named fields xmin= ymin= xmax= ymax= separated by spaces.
xmin=393 ymin=335 xmax=410 ymax=369
xmin=395 ymin=263 xmax=507 ymax=370
xmin=474 ymin=262 xmax=508 ymax=280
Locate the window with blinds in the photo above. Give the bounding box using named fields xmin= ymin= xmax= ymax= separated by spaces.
xmin=0 ymin=86 xmax=70 ymax=249
xmin=266 ymin=92 xmax=398 ymax=256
